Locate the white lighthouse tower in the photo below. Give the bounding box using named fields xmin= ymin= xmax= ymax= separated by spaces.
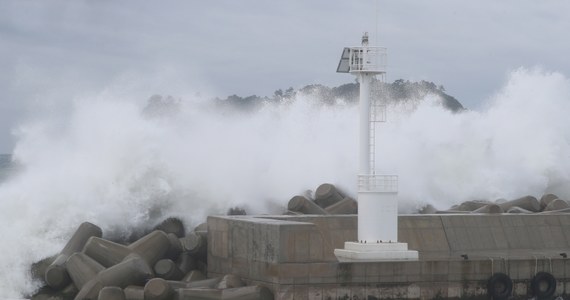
xmin=334 ymin=33 xmax=418 ymax=261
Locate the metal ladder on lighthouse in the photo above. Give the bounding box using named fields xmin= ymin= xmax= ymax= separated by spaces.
xmin=369 ymin=75 xmax=387 ymax=177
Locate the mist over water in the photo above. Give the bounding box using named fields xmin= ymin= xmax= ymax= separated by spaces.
xmin=0 ymin=67 xmax=569 ymax=296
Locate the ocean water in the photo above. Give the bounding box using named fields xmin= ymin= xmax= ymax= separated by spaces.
xmin=0 ymin=154 xmax=14 ymax=183
xmin=1 ymin=67 xmax=570 ymax=297
xmin=0 ymin=154 xmax=12 ymax=168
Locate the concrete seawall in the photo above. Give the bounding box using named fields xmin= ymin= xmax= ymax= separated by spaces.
xmin=207 ymin=214 xmax=570 ymax=299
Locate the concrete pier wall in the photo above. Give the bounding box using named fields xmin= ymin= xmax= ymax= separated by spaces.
xmin=207 ymin=214 xmax=570 ymax=299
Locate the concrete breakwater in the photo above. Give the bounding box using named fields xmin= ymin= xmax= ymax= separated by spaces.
xmin=30 ymin=218 xmax=273 ymax=300
xmin=211 ymin=185 xmax=570 ymax=300
xmin=208 ymin=213 xmax=570 ymax=300
xmin=27 ymin=184 xmax=570 ymax=300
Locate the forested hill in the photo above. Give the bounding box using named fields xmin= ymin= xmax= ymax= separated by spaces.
xmin=215 ymin=79 xmax=465 ymax=112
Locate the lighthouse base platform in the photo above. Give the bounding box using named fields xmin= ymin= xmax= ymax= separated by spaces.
xmin=334 ymin=241 xmax=419 ymax=262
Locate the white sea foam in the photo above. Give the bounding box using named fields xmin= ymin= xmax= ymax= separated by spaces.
xmin=0 ymin=67 xmax=569 ymax=296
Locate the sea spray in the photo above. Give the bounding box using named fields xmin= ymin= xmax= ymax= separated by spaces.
xmin=381 ymin=67 xmax=570 ymax=210
xmin=0 ymin=67 xmax=570 ymax=296
xmin=0 ymin=88 xmax=358 ymax=296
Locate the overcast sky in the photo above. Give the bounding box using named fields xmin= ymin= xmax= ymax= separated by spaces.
xmin=1 ymin=1 xmax=569 ymax=153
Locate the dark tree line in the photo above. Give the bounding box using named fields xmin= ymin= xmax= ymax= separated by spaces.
xmin=142 ymin=79 xmax=465 ymax=117
xmin=215 ymin=79 xmax=464 ymax=112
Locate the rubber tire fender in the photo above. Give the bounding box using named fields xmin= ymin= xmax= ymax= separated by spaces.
xmin=487 ymin=272 xmax=513 ymax=300
xmin=530 ymin=271 xmax=557 ymax=300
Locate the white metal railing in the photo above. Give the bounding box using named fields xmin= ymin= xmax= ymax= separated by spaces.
xmin=358 ymin=175 xmax=398 ymax=193
xmin=349 ymin=47 xmax=387 ymax=73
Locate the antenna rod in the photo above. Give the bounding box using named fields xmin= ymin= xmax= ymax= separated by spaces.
xmin=375 ymin=0 xmax=379 ymax=46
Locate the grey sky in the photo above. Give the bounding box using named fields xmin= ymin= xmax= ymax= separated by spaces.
xmin=1 ymin=1 xmax=569 ymax=153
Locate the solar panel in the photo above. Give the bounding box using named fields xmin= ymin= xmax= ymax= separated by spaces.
xmin=336 ymin=48 xmax=351 ymax=73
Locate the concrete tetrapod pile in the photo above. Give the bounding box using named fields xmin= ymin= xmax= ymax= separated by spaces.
xmin=283 ymin=184 xmax=568 ymax=217
xmin=30 ymin=219 xmax=273 ymax=300
xmin=427 ymin=193 xmax=570 ymax=215
xmin=287 ymin=183 xmax=357 ymax=215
